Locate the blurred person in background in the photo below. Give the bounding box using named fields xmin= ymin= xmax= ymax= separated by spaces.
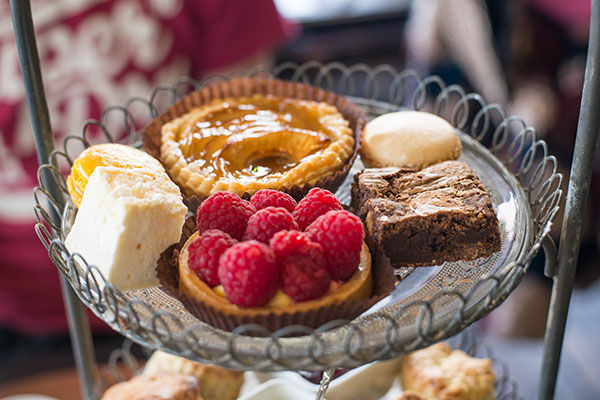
xmin=405 ymin=0 xmax=598 ymax=336
xmin=0 ymin=0 xmax=295 ymax=374
xmin=405 ymin=0 xmax=590 ymax=142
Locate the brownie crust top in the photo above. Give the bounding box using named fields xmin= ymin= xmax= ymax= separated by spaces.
xmin=351 ymin=160 xmax=501 ymax=267
xmin=353 ymin=161 xmax=496 ymax=220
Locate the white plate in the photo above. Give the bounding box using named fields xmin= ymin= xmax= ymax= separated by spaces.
xmin=279 ymin=357 xmax=403 ymax=400
xmin=238 ymin=378 xmax=318 ymax=400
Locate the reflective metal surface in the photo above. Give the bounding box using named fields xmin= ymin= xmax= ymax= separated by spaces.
xmin=34 ymin=63 xmax=562 ymax=371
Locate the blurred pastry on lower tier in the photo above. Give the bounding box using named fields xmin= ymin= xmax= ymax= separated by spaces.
xmin=397 ymin=391 xmax=428 ymax=400
xmin=361 ymin=110 xmax=461 ymax=169
xmin=101 ymin=372 xmax=201 ymax=400
xmin=67 ymin=143 xmax=167 ymax=207
xmin=65 ymin=166 xmax=187 ymax=291
xmin=400 ymin=342 xmax=496 ymax=400
xmin=143 ymin=350 xmax=244 ymax=400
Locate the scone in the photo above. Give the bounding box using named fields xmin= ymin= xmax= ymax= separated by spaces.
xmin=400 ymin=343 xmax=496 ymax=400
xmin=160 ymin=94 xmax=355 ymax=198
xmin=397 ymin=391 xmax=429 ymax=400
xmin=101 ymin=372 xmax=201 ymax=400
xmin=65 ymin=166 xmax=187 ymax=291
xmin=361 ymin=111 xmax=461 ymax=169
xmin=144 ymin=351 xmax=243 ymax=400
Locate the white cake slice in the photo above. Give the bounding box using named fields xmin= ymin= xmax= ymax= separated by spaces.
xmin=65 ymin=165 xmax=187 ymax=291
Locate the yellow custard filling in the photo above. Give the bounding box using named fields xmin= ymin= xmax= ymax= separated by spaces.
xmin=212 ymin=281 xmax=345 ymax=308
xmin=213 ymin=285 xmax=293 ymax=307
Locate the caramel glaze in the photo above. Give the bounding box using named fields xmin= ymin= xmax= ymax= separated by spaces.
xmin=177 ymin=97 xmax=335 ymax=179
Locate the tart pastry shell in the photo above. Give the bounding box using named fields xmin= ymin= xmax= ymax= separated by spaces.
xmin=156 ymin=218 xmax=396 ymax=332
xmin=143 ymin=77 xmax=366 ymax=208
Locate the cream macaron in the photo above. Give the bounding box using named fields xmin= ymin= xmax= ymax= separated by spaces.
xmin=361 ymin=111 xmax=461 ymax=169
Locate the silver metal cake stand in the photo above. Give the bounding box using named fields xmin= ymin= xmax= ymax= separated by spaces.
xmin=98 ymin=328 xmax=522 ymax=400
xmin=10 ymin=0 xmax=600 ymax=398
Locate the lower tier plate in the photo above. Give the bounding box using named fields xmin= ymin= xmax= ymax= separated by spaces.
xmin=98 ymin=328 xmax=521 ymax=400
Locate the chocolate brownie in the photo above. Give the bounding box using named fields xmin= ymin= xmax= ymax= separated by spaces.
xmin=351 ymin=161 xmax=501 ymax=267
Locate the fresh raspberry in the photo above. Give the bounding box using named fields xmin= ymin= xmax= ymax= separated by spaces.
xmin=250 ymin=189 xmax=297 ymax=213
xmin=292 ymin=188 xmax=343 ymax=230
xmin=187 ymin=230 xmax=237 ymax=286
xmin=243 ymin=207 xmax=299 ymax=244
xmin=306 ymin=210 xmax=364 ymax=280
xmin=197 ymin=192 xmax=256 ymax=240
xmin=269 ymin=230 xmax=326 ymax=268
xmin=281 ymin=255 xmax=331 ymax=302
xmin=218 ymin=241 xmax=279 ymax=308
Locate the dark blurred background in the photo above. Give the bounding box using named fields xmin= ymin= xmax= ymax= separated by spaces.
xmin=1 ymin=0 xmax=599 ymax=398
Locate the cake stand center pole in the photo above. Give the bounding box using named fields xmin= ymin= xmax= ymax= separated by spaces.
xmin=315 ymin=368 xmax=336 ymax=400
xmin=9 ymin=1 xmax=99 ymax=399
xmin=539 ymin=0 xmax=600 ymax=398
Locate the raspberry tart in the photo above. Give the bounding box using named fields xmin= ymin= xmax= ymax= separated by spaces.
xmin=170 ymin=189 xmax=377 ymax=331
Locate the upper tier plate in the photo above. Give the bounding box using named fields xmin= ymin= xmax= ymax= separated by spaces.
xmin=35 ymin=62 xmax=561 ymax=371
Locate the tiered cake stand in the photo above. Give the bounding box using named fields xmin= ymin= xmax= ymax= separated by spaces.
xmin=10 ymin=0 xmax=600 ymax=398
xmin=98 ymin=328 xmax=522 ymax=399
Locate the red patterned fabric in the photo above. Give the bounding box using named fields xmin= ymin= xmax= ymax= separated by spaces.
xmin=0 ymin=0 xmax=295 ymax=333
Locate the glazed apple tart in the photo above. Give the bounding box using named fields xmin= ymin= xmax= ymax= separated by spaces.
xmin=160 ymin=94 xmax=355 ymax=198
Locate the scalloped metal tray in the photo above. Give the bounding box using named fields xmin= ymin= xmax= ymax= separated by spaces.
xmin=33 ymin=62 xmax=562 ymax=372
